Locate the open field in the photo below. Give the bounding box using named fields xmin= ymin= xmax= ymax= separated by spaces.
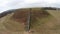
xmin=0 ymin=8 xmax=60 ymax=34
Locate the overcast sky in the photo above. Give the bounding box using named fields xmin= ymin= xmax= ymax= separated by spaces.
xmin=0 ymin=0 xmax=60 ymax=13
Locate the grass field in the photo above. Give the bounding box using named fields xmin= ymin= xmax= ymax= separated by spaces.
xmin=0 ymin=8 xmax=60 ymax=34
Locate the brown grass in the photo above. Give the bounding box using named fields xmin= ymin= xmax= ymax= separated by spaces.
xmin=0 ymin=8 xmax=60 ymax=34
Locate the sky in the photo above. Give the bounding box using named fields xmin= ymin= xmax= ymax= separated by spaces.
xmin=0 ymin=0 xmax=60 ymax=13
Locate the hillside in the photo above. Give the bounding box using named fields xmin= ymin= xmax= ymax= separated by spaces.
xmin=0 ymin=8 xmax=60 ymax=34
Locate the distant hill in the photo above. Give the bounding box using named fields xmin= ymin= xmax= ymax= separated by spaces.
xmin=0 ymin=9 xmax=15 ymax=18
xmin=42 ymin=7 xmax=60 ymax=10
